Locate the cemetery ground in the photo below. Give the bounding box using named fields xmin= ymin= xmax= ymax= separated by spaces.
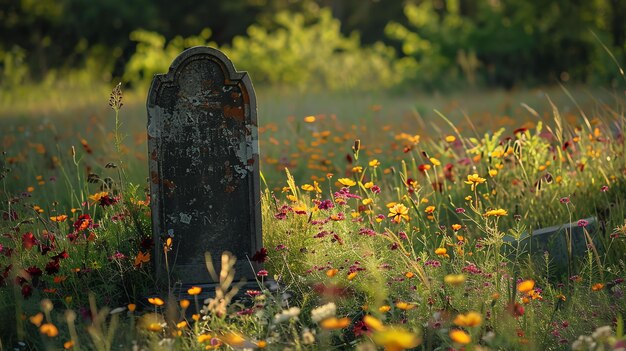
xmin=1 ymin=84 xmax=626 ymax=351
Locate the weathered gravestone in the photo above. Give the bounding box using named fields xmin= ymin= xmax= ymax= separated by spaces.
xmin=503 ymin=217 xmax=602 ymax=275
xmin=146 ymin=46 xmax=262 ymax=287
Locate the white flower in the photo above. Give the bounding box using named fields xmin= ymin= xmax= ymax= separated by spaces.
xmin=274 ymin=307 xmax=301 ymax=323
xmin=310 ymin=302 xmax=336 ymax=323
xmin=592 ymin=325 xmax=613 ymax=341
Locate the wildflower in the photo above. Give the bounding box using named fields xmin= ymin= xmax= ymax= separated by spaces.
xmin=363 ymin=315 xmax=385 ymax=331
xmin=257 ymin=340 xmax=267 ymax=348
xmin=451 ymin=224 xmax=462 ymax=231
xmin=40 ymin=323 xmax=59 ymax=337
xmin=483 ymin=208 xmax=508 ymax=217
xmin=450 ymin=329 xmax=471 ymax=344
xmin=22 ymin=232 xmax=38 ymax=250
xmin=311 ymin=302 xmax=336 ymax=323
xmin=379 ymin=305 xmax=391 ymax=313
xmin=257 ymin=269 xmax=268 ymax=277
xmin=388 ymin=203 xmax=409 ymax=223
xmin=434 ymin=248 xmax=447 ymax=256
xmin=425 ymin=206 xmax=435 ymax=214
xmin=134 ymin=251 xmax=150 ymax=267
xmin=591 ymin=283 xmax=604 ymax=291
xmin=148 ymin=297 xmax=164 ymax=306
xmin=600 ymin=185 xmax=609 ymax=192
xmin=320 ymin=317 xmax=350 ymax=330
xmin=347 ymin=272 xmax=358 ymax=280
xmin=517 ymin=280 xmax=535 ymax=293
xmin=128 ymin=303 xmax=136 ymax=312
xmin=274 ymin=307 xmax=301 ymax=323
xmin=444 ymin=274 xmax=466 ymax=286
xmin=198 ymin=333 xmax=213 ymax=343
xmin=465 ymin=174 xmax=486 ymax=190
xmin=560 ymin=197 xmax=570 ymax=204
xmin=50 ymin=215 xmax=68 ymax=222
xmin=454 ymin=312 xmax=482 ymax=327
xmin=179 ymin=300 xmax=190 ymax=309
xmin=29 ymin=313 xmax=44 ymax=326
xmin=577 ymin=219 xmax=589 ymax=228
xmin=364 ymin=181 xmax=374 ymax=189
xmin=488 ymin=169 xmax=498 ymax=177
xmin=304 ymin=116 xmax=316 ymax=123
xmin=326 ymin=268 xmax=339 ymax=277
xmin=445 ymin=135 xmax=456 ymax=143
xmin=395 ymin=302 xmax=416 ymax=310
xmin=63 ymin=340 xmax=74 ymax=349
xmin=176 ymin=321 xmax=187 ymax=329
xmin=251 ymin=247 xmax=268 ymax=263
xmin=352 ymin=166 xmax=363 ymax=173
xmin=369 ymin=159 xmax=381 ymax=167
xmin=362 ymin=198 xmax=373 ymax=205
xmin=187 ymin=286 xmax=202 ymax=295
xmin=338 ymin=178 xmax=356 ymax=187
xmin=429 ymin=157 xmax=441 ymax=166
xmin=373 ymin=328 xmax=421 ymax=350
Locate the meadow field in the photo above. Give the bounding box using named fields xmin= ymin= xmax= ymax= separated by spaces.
xmin=1 ymin=82 xmax=625 ymax=350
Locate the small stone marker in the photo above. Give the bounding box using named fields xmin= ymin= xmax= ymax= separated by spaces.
xmin=504 ymin=217 xmax=601 ymax=275
xmin=147 ymin=47 xmax=262 ymax=285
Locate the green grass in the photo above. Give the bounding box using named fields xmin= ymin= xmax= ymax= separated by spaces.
xmin=1 ymin=83 xmax=625 ymax=350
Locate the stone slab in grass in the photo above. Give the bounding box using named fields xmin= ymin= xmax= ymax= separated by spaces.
xmin=503 ymin=217 xmax=601 ymax=274
xmin=147 ymin=46 xmax=262 ymax=286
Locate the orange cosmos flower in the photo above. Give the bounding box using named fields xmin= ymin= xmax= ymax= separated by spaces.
xmin=187 ymin=286 xmax=202 ymax=295
xmin=517 ymin=280 xmax=535 ymax=293
xmin=320 ymin=317 xmax=350 ymax=330
xmin=148 ymin=297 xmax=164 ymax=306
xmin=449 ymin=329 xmax=471 ymax=344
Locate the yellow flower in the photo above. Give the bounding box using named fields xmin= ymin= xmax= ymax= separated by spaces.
xmin=451 ymin=224 xmax=462 ymax=231
xmin=257 ymin=340 xmax=267 ymax=348
xmin=379 ymin=305 xmax=391 ymax=313
xmin=425 ymin=206 xmax=436 ymax=214
xmin=179 ymin=299 xmax=190 ymax=309
xmin=369 ymin=159 xmax=381 ymax=167
xmin=429 ymin=157 xmax=441 ymax=166
xmin=187 ymin=286 xmax=202 ymax=295
xmin=301 ymin=184 xmax=315 ymax=191
xmin=198 ymin=333 xmax=213 ymax=343
xmin=483 ymin=208 xmax=508 ymax=217
xmin=338 ymin=178 xmax=356 ymax=187
xmin=489 ymin=169 xmax=498 ymax=177
xmin=372 ymin=328 xmax=421 ymax=351
xmin=362 ymin=198 xmax=373 ymax=205
xmin=148 ymin=297 xmax=164 ymax=306
xmin=464 ymin=174 xmax=486 ymax=190
xmin=176 ymin=321 xmax=187 ymax=329
xmin=320 ymin=317 xmax=350 ymax=330
xmin=445 ymin=135 xmax=456 ymax=143
xmin=363 ymin=315 xmax=385 ymax=331
xmin=50 ymin=215 xmax=68 ymax=222
xmin=434 ymin=248 xmax=447 ymax=256
xmin=352 ymin=166 xmax=363 ymax=173
xmin=444 ymin=274 xmax=466 ymax=286
xmin=326 ymin=268 xmax=339 ymax=277
xmin=89 ymin=191 xmax=108 ymax=203
xmin=517 ymin=280 xmax=535 ymax=293
xmin=388 ymin=203 xmax=409 ymax=223
xmin=304 ymin=115 xmax=316 ymax=123
xmin=449 ymin=329 xmax=471 ymax=344
xmin=364 ymin=181 xmax=374 ymax=189
xmin=453 ymin=312 xmax=482 ymax=327
xmin=40 ymin=323 xmax=59 ymax=337
xmin=395 ymin=302 xmax=416 ymax=310
xmin=347 ymin=272 xmax=358 ymax=280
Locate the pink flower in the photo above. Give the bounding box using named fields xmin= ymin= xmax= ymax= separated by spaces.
xmin=257 ymin=270 xmax=268 ymax=277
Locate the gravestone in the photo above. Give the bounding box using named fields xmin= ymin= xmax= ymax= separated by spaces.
xmin=503 ymin=217 xmax=602 ymax=275
xmin=146 ymin=46 xmax=262 ymax=286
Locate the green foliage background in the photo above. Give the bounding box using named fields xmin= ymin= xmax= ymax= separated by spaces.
xmin=1 ymin=0 xmax=625 ymax=91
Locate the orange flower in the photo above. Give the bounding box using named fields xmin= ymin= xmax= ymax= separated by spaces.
xmin=320 ymin=317 xmax=350 ymax=330
xmin=434 ymin=248 xmax=447 ymax=256
xmin=179 ymin=299 xmax=190 ymax=309
xmin=63 ymin=340 xmax=74 ymax=349
xmin=363 ymin=315 xmax=385 ymax=331
xmin=40 ymin=323 xmax=59 ymax=337
xmin=347 ymin=272 xmax=358 ymax=280
xmin=425 ymin=206 xmax=436 ymax=214
xmin=134 ymin=251 xmax=150 ymax=267
xmin=326 ymin=269 xmax=339 ymax=278
xmin=187 ymin=286 xmax=202 ymax=295
xmin=449 ymin=329 xmax=471 ymax=344
xmin=453 ymin=312 xmax=482 ymax=327
xmin=378 ymin=305 xmax=391 ymax=313
xmin=372 ymin=328 xmax=421 ymax=351
xmin=517 ymin=280 xmax=535 ymax=293
xmin=592 ymin=283 xmax=604 ymax=291
xmin=29 ymin=313 xmax=44 ymax=326
xmin=395 ymin=302 xmax=416 ymax=310
xmin=451 ymin=224 xmax=462 ymax=231
xmin=148 ymin=297 xmax=164 ymax=306
xmin=50 ymin=215 xmax=68 ymax=222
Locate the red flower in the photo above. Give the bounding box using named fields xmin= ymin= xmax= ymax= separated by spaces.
xmin=353 ymin=320 xmax=371 ymax=337
xmin=251 ymin=247 xmax=268 ymax=263
xmin=22 ymin=232 xmax=38 ymax=250
xmin=51 ymin=251 xmax=69 ymax=260
xmin=45 ymin=260 xmax=60 ymax=275
xmin=21 ymin=284 xmax=33 ymax=298
xmin=26 ymin=266 xmax=43 ymax=277
xmin=507 ymin=302 xmax=525 ymax=317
